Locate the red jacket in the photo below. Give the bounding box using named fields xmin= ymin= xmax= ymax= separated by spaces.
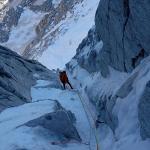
xmin=59 ymin=71 xmax=68 ymax=84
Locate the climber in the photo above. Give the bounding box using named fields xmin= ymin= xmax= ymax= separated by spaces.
xmin=59 ymin=70 xmax=73 ymax=90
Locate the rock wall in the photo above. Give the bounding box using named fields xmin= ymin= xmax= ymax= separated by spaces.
xmin=74 ymin=0 xmax=150 ymax=77
xmin=0 ymin=0 xmax=35 ymax=42
xmin=0 ymin=45 xmax=60 ymax=112
xmin=139 ymin=80 xmax=150 ymax=140
xmin=67 ymin=0 xmax=150 ymax=140
xmin=95 ymin=0 xmax=150 ymax=76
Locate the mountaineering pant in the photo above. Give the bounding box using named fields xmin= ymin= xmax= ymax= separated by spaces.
xmin=63 ymin=81 xmax=73 ymax=89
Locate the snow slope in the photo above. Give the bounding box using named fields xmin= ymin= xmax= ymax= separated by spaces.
xmin=0 ymin=77 xmax=99 ymax=150
xmin=0 ymin=1 xmax=100 ymax=149
xmin=37 ymin=0 xmax=99 ymax=70
xmin=0 ymin=0 xmax=99 ymax=70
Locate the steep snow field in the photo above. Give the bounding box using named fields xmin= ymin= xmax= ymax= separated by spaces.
xmin=1 ymin=0 xmax=99 ymax=70
xmin=0 ymin=77 xmax=99 ymax=150
xmin=38 ymin=0 xmax=99 ymax=70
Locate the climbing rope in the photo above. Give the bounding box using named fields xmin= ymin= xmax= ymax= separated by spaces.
xmin=26 ymin=92 xmax=100 ymax=150
xmin=76 ymin=90 xmax=100 ymax=150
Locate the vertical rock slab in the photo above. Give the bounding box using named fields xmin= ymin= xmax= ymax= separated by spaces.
xmin=139 ymin=81 xmax=150 ymax=140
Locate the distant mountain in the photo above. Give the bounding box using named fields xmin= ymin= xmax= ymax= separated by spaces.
xmin=0 ymin=0 xmax=99 ymax=70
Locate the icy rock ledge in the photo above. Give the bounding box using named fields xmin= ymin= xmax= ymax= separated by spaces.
xmin=22 ymin=100 xmax=82 ymax=142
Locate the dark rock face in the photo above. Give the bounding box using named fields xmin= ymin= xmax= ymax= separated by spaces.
xmin=0 ymin=6 xmax=23 ymax=42
xmin=0 ymin=1 xmax=29 ymax=42
xmin=30 ymin=0 xmax=53 ymax=12
xmin=95 ymin=95 xmax=118 ymax=132
xmin=0 ymin=45 xmax=60 ymax=112
xmin=139 ymin=81 xmax=150 ymax=140
xmin=24 ymin=100 xmax=81 ymax=142
xmin=72 ymin=0 xmax=150 ymax=77
xmin=95 ymin=0 xmax=150 ymax=76
xmin=72 ymin=28 xmax=105 ymax=74
xmin=0 ymin=0 xmax=41 ymax=43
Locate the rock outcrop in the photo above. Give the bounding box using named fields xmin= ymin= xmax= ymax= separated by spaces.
xmin=0 ymin=45 xmax=60 ymax=112
xmin=24 ymin=100 xmax=81 ymax=142
xmin=0 ymin=0 xmax=83 ymax=57
xmin=67 ymin=0 xmax=150 ymax=140
xmin=139 ymin=80 xmax=150 ymax=140
xmin=72 ymin=0 xmax=150 ymax=77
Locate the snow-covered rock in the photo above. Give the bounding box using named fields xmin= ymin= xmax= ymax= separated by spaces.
xmin=67 ymin=45 xmax=150 ymax=150
xmin=0 ymin=68 xmax=92 ymax=150
xmin=36 ymin=0 xmax=99 ymax=70
xmin=71 ymin=0 xmax=150 ymax=77
xmin=24 ymin=100 xmax=81 ymax=142
xmin=0 ymin=0 xmax=99 ymax=70
xmin=95 ymin=0 xmax=150 ymax=75
xmin=0 ymin=45 xmax=60 ymax=112
xmin=66 ymin=0 xmax=150 ymax=149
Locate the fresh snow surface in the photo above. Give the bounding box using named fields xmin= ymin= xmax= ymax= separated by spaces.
xmin=2 ymin=8 xmax=45 ymax=54
xmin=1 ymin=0 xmax=99 ymax=70
xmin=39 ymin=0 xmax=99 ymax=70
xmin=0 ymin=78 xmax=98 ymax=150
